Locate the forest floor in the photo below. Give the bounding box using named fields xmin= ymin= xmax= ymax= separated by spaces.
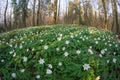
xmin=0 ymin=25 xmax=120 ymax=80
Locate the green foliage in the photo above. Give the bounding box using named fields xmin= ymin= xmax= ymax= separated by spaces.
xmin=0 ymin=25 xmax=120 ymax=80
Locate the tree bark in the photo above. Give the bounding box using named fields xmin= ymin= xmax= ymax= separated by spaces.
xmin=57 ymin=0 xmax=61 ymax=24
xmin=4 ymin=0 xmax=8 ymax=31
xmin=101 ymin=0 xmax=108 ymax=30
xmin=22 ymin=10 xmax=27 ymax=27
xmin=37 ymin=0 xmax=41 ymax=25
xmin=33 ymin=0 xmax=36 ymax=26
xmin=53 ymin=0 xmax=58 ymax=24
xmin=65 ymin=0 xmax=69 ymax=24
xmin=111 ymin=0 xmax=119 ymax=33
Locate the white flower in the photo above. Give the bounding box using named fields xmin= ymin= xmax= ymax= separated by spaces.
xmin=76 ymin=50 xmax=81 ymax=55
xmin=9 ymin=44 xmax=13 ymax=47
xmin=95 ymin=41 xmax=98 ymax=44
xmin=105 ymin=43 xmax=107 ymax=45
xmin=95 ymin=76 xmax=100 ymax=80
xmin=83 ymin=63 xmax=90 ymax=71
xmin=71 ymin=35 xmax=74 ymax=38
xmin=57 ymin=37 xmax=62 ymax=41
xmin=86 ymin=37 xmax=88 ymax=40
xmin=107 ymin=60 xmax=109 ymax=63
xmin=11 ymin=73 xmax=16 ymax=78
xmin=113 ymin=58 xmax=117 ymax=63
xmin=20 ymin=69 xmax=25 ymax=73
xmin=40 ymin=39 xmax=43 ymax=42
xmin=23 ymin=56 xmax=27 ymax=62
xmin=109 ymin=44 xmax=112 ymax=46
xmin=77 ymin=40 xmax=79 ymax=42
xmin=118 ymin=40 xmax=120 ymax=43
xmin=1 ymin=59 xmax=5 ymax=62
xmin=44 ymin=45 xmax=48 ymax=50
xmin=13 ymin=53 xmax=16 ymax=57
xmin=9 ymin=50 xmax=14 ymax=54
xmin=38 ymin=58 xmax=45 ymax=64
xmin=99 ymin=54 xmax=102 ymax=58
xmin=56 ymin=48 xmax=60 ymax=51
xmin=101 ymin=50 xmax=105 ymax=54
xmin=75 ymin=34 xmax=78 ymax=37
xmin=58 ymin=62 xmax=62 ymax=66
xmin=48 ymin=64 xmax=52 ymax=69
xmin=116 ymin=35 xmax=118 ymax=38
xmin=15 ymin=44 xmax=17 ymax=48
xmin=62 ymin=47 xmax=65 ymax=51
xmin=20 ymin=44 xmax=23 ymax=49
xmin=22 ymin=41 xmax=24 ymax=44
xmin=89 ymin=46 xmax=92 ymax=49
xmin=36 ymin=75 xmax=40 ymax=79
xmin=103 ymin=39 xmax=105 ymax=41
xmin=113 ymin=52 xmax=116 ymax=55
xmin=65 ymin=40 xmax=70 ymax=44
xmin=88 ymin=49 xmax=93 ymax=54
xmin=98 ymin=37 xmax=100 ymax=40
xmin=94 ymin=38 xmax=97 ymax=40
xmin=82 ymin=39 xmax=85 ymax=41
xmin=27 ymin=48 xmax=29 ymax=52
xmin=59 ymin=33 xmax=63 ymax=37
xmin=19 ymin=37 xmax=22 ymax=40
xmin=32 ymin=48 xmax=35 ymax=51
xmin=80 ymin=37 xmax=82 ymax=39
xmin=104 ymin=48 xmax=107 ymax=51
xmin=115 ymin=44 xmax=118 ymax=47
xmin=64 ymin=52 xmax=69 ymax=57
xmin=46 ymin=69 xmax=52 ymax=74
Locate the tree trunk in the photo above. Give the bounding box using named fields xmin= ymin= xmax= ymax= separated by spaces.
xmin=19 ymin=0 xmax=29 ymax=27
xmin=37 ymin=0 xmax=41 ymax=25
xmin=83 ymin=1 xmax=89 ymax=25
xmin=57 ymin=0 xmax=61 ymax=24
xmin=22 ymin=9 xmax=27 ymax=27
xmin=78 ymin=2 xmax=83 ymax=25
xmin=111 ymin=0 xmax=119 ymax=33
xmin=65 ymin=0 xmax=69 ymax=24
xmin=33 ymin=0 xmax=36 ymax=26
xmin=53 ymin=0 xmax=58 ymax=24
xmin=101 ymin=0 xmax=108 ymax=30
xmin=9 ymin=8 xmax=12 ymax=30
xmin=4 ymin=0 xmax=8 ymax=31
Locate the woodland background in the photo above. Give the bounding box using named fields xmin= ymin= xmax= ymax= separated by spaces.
xmin=0 ymin=0 xmax=120 ymax=34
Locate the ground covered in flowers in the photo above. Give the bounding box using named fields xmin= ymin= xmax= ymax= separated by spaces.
xmin=0 ymin=25 xmax=120 ymax=80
